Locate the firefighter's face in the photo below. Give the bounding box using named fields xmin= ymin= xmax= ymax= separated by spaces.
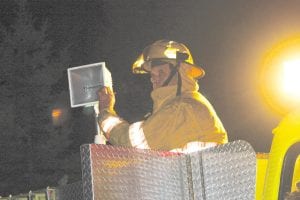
xmin=150 ymin=63 xmax=172 ymax=90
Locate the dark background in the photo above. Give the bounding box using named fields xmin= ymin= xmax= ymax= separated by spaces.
xmin=1 ymin=0 xmax=300 ymax=196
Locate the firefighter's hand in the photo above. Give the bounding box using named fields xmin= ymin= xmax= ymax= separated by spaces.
xmin=98 ymin=86 xmax=115 ymax=112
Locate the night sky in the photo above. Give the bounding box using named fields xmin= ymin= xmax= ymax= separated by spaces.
xmin=1 ymin=0 xmax=300 ymax=195
xmin=47 ymin=0 xmax=300 ymax=152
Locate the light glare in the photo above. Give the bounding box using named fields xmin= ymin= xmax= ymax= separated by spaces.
xmin=282 ymin=60 xmax=300 ymax=99
xmin=164 ymin=47 xmax=177 ymax=59
xmin=52 ymin=109 xmax=62 ymax=118
xmin=259 ymin=35 xmax=300 ymax=115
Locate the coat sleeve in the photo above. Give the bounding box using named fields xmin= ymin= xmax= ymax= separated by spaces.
xmin=98 ymin=98 xmax=227 ymax=150
xmin=98 ymin=110 xmax=150 ymax=149
xmin=142 ymin=98 xmax=227 ymax=150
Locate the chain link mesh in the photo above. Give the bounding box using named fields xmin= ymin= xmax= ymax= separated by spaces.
xmin=56 ymin=181 xmax=83 ymax=200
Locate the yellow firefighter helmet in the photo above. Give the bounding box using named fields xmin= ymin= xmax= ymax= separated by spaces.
xmin=132 ymin=40 xmax=205 ymax=79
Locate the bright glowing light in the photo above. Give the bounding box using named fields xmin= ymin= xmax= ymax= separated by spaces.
xmin=52 ymin=109 xmax=62 ymax=118
xmin=51 ymin=107 xmax=68 ymax=126
xmin=259 ymin=35 xmax=300 ymax=115
xmin=52 ymin=108 xmax=65 ymax=126
xmin=282 ymin=60 xmax=300 ymax=99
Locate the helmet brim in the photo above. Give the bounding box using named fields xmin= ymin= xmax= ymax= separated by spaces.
xmin=132 ymin=40 xmax=205 ymax=79
xmin=138 ymin=60 xmax=205 ymax=79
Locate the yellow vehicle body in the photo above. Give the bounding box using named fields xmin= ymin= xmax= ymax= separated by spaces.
xmin=256 ymin=109 xmax=300 ymax=200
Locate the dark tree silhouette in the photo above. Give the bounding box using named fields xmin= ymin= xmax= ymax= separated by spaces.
xmin=0 ymin=0 xmax=74 ymax=195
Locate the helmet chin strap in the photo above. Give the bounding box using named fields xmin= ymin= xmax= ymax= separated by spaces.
xmin=162 ymin=63 xmax=182 ymax=96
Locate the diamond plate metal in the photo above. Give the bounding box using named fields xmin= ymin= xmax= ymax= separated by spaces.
xmin=81 ymin=144 xmax=188 ymax=200
xmin=190 ymin=140 xmax=256 ymax=200
xmin=80 ymin=140 xmax=256 ymax=200
xmin=80 ymin=145 xmax=93 ymax=200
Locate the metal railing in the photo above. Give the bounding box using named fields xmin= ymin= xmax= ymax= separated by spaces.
xmin=1 ymin=140 xmax=256 ymax=200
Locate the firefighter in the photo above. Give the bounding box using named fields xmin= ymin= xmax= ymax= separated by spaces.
xmin=97 ymin=40 xmax=228 ymax=152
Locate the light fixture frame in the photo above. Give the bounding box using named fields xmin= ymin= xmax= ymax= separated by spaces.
xmin=67 ymin=62 xmax=112 ymax=108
